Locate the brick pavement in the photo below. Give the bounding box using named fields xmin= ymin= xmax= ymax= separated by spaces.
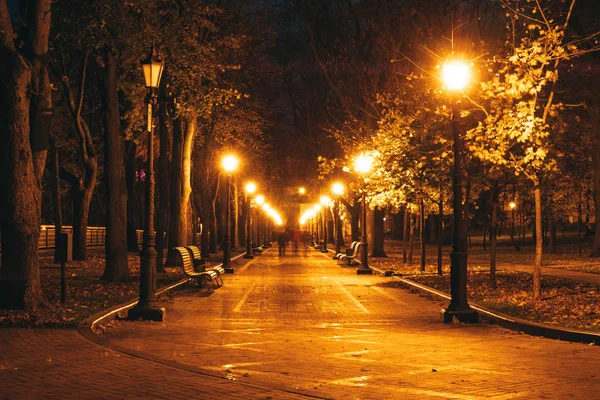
xmin=97 ymin=247 xmax=600 ymax=399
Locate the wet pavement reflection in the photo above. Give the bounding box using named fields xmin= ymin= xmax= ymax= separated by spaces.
xmin=103 ymin=246 xmax=600 ymax=399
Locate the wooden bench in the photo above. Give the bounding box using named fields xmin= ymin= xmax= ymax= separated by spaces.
xmin=334 ymin=241 xmax=358 ymax=261
xmin=186 ymin=245 xmax=224 ymax=285
xmin=252 ymin=245 xmax=264 ymax=255
xmin=339 ymin=242 xmax=365 ymax=266
xmin=173 ymin=247 xmax=219 ymax=292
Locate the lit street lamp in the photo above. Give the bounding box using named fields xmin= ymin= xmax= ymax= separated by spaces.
xmin=331 ymin=182 xmax=345 ymax=256
xmin=128 ymin=45 xmax=165 ymax=322
xmin=354 ymin=154 xmax=373 ymax=274
xmin=222 ymin=153 xmax=239 ymax=273
xmin=244 ymin=182 xmax=257 ymax=259
xmin=298 ymin=187 xmax=306 ymax=195
xmin=320 ymin=195 xmax=331 ymax=253
xmin=442 ymin=60 xmax=478 ymax=323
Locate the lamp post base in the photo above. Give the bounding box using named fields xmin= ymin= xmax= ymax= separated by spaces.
xmin=224 ymin=267 xmax=235 ymax=274
xmin=320 ymin=248 xmax=329 ymax=253
xmin=243 ymin=253 xmax=254 ymax=259
xmin=127 ymin=304 xmax=165 ymax=322
xmin=443 ymin=308 xmax=479 ymax=323
xmin=356 ymin=268 xmax=373 ymax=275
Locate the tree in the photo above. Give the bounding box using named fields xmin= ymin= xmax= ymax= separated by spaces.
xmin=0 ymin=0 xmax=52 ymax=310
xmin=52 ymin=49 xmax=98 ymax=261
xmin=466 ymin=0 xmax=578 ymax=300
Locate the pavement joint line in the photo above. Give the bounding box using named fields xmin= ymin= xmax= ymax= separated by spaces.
xmin=370 ymin=265 xmax=600 ymax=344
xmin=335 ymin=283 xmax=370 ymax=314
xmin=233 ymin=278 xmax=261 ymax=313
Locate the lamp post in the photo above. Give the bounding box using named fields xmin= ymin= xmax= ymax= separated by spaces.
xmin=222 ymin=154 xmax=239 ymax=273
xmin=128 ymin=45 xmax=165 ymax=321
xmin=442 ymin=60 xmax=478 ymax=323
xmin=320 ymin=196 xmax=331 ymax=253
xmin=244 ymin=182 xmax=257 ymax=259
xmin=332 ymin=182 xmax=345 ymax=256
xmin=354 ymin=154 xmax=373 ymax=274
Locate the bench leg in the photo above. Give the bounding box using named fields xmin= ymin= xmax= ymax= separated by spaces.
xmin=200 ymin=276 xmax=214 ymax=293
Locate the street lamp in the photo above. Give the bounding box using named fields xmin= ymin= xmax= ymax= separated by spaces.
xmin=244 ymin=182 xmax=257 ymax=259
xmin=442 ymin=59 xmax=478 ymax=323
xmin=298 ymin=187 xmax=306 ymax=195
xmin=331 ymin=182 xmax=345 ymax=256
xmin=320 ymin=195 xmax=331 ymax=253
xmin=221 ymin=153 xmax=239 ymax=273
xmin=128 ymin=45 xmax=165 ymax=322
xmin=354 ymin=154 xmax=373 ymax=274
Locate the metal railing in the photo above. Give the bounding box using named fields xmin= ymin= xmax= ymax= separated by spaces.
xmin=0 ymin=226 xmax=144 ymax=250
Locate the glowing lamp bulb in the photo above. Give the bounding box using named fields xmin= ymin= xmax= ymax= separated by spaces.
xmin=354 ymin=154 xmax=373 ymax=174
xmin=332 ymin=182 xmax=344 ymax=196
xmin=221 ymin=154 xmax=239 ymax=172
xmin=442 ymin=61 xmax=471 ymax=91
xmin=245 ymin=182 xmax=257 ymax=194
xmin=254 ymin=195 xmax=265 ymax=205
xmin=298 ymin=187 xmax=306 ymax=195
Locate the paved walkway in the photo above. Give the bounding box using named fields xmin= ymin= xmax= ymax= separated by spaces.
xmin=92 ymin=246 xmax=599 ymax=399
xmin=2 ymin=246 xmax=599 ymax=399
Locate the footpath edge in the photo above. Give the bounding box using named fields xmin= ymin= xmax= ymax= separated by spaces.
xmin=370 ymin=266 xmax=600 ymax=345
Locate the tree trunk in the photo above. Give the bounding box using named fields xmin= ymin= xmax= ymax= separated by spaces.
xmin=550 ymin=215 xmax=557 ymax=254
xmin=403 ymin=207 xmax=409 ymax=264
xmin=465 ymin=176 xmax=472 ymax=249
xmin=99 ymin=49 xmax=129 ymax=282
xmin=490 ymin=180 xmax=498 ymax=288
xmin=180 ymin=113 xmax=196 ymax=246
xmin=370 ymin=208 xmax=386 ymax=257
xmin=0 ymin=53 xmax=45 ymax=310
xmin=70 ymin=184 xmax=87 ymax=260
xmin=155 ymin=88 xmax=170 ymax=270
xmin=578 ymin=191 xmax=583 ymax=257
xmin=344 ymin=200 xmax=360 ymax=242
xmin=420 ymin=199 xmax=426 ymax=271
xmin=239 ymin=191 xmax=247 ymax=249
xmin=533 ymin=186 xmax=543 ymax=301
xmin=408 ymin=213 xmax=414 ymax=266
xmin=232 ymin=176 xmax=240 ymax=249
xmin=438 ymin=185 xmax=443 ymax=276
xmin=167 ymin=117 xmax=183 ymax=263
xmin=55 ymin=51 xmax=97 ymax=261
xmin=589 ymin=98 xmax=600 ymax=256
xmin=125 ymin=140 xmax=139 ymax=252
xmin=482 ymin=223 xmax=487 ymax=251
xmin=210 ymin=197 xmax=218 ymax=253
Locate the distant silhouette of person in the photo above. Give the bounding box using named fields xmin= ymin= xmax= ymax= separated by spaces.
xmin=292 ymin=230 xmax=301 ymax=253
xmin=278 ymin=230 xmax=290 ymax=256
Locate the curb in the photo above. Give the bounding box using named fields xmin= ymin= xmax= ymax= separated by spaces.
xmin=371 ymin=266 xmax=600 ymax=345
xmin=79 ymin=252 xmax=248 ymax=336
